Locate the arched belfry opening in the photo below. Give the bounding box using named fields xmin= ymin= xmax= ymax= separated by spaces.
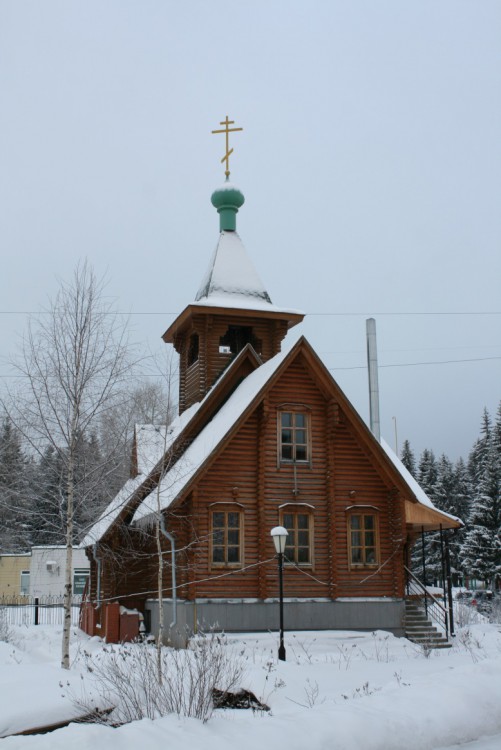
xmin=219 ymin=325 xmax=262 ymax=356
xmin=187 ymin=333 xmax=199 ymax=366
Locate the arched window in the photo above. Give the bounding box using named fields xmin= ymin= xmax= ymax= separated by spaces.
xmin=209 ymin=503 xmax=244 ymax=568
xmin=279 ymin=505 xmax=314 ymax=566
xmin=346 ymin=507 xmax=380 ymax=567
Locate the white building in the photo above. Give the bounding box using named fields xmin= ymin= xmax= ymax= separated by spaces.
xmin=29 ymin=546 xmax=89 ymax=598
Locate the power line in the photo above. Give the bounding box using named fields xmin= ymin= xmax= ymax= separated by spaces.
xmin=1 ymin=356 xmax=500 ymax=380
xmin=1 ymin=310 xmax=501 ymax=317
xmin=329 ymin=356 xmax=501 ymax=371
xmin=309 ymin=311 xmax=501 ymax=317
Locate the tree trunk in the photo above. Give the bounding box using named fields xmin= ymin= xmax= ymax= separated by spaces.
xmin=156 ymin=514 xmax=164 ymax=684
xmin=61 ymin=453 xmax=74 ymax=669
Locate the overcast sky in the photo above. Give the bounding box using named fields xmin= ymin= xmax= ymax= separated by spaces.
xmin=1 ymin=1 xmax=500 ymax=462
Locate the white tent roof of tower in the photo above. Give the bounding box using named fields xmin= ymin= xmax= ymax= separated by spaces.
xmin=194 ymin=230 xmax=302 ymax=316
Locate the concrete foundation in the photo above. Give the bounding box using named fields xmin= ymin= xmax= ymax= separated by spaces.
xmin=145 ymin=597 xmax=405 ymax=648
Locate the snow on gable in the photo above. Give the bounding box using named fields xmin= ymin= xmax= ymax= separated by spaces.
xmin=133 ymin=346 xmax=293 ymax=525
xmin=134 ymin=425 xmax=168 ymax=475
xmin=380 ymin=438 xmax=462 ymax=524
xmin=80 ymin=476 xmax=144 ymax=547
xmin=81 ymin=401 xmax=203 ymax=547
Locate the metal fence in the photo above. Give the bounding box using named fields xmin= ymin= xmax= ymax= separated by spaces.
xmin=0 ymin=595 xmax=83 ymax=627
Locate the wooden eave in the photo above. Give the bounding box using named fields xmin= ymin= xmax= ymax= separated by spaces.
xmin=404 ymin=500 xmax=461 ymax=532
xmin=162 ymin=303 xmax=304 ymax=343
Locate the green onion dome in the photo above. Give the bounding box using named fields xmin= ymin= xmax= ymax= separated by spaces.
xmin=211 ymin=181 xmax=245 ymax=231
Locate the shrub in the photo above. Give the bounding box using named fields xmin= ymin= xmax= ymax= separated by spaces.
xmin=71 ymin=631 xmax=244 ymax=725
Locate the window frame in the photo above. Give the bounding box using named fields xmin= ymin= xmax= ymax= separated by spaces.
xmin=209 ymin=503 xmax=244 ymax=570
xmin=73 ymin=568 xmax=90 ymax=596
xmin=279 ymin=505 xmax=314 ymax=568
xmin=277 ymin=408 xmax=311 ymax=466
xmin=20 ymin=570 xmax=30 ymax=596
xmin=346 ymin=507 xmax=380 ymax=569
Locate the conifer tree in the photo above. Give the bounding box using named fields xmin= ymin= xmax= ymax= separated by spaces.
xmin=448 ymin=457 xmax=472 ymax=584
xmin=468 ymin=408 xmax=492 ymax=485
xmin=0 ymin=416 xmax=34 ymax=552
xmin=418 ymin=449 xmax=438 ymax=495
xmin=462 ymin=418 xmax=501 ymax=589
xmin=410 ymin=449 xmax=438 ymax=583
xmin=31 ymin=445 xmax=66 ymax=546
xmin=400 ymin=439 xmax=417 ymax=478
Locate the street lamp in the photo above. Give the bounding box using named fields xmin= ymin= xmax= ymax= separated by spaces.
xmin=271 ymin=525 xmax=288 ymax=661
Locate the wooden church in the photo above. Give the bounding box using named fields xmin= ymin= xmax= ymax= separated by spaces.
xmin=81 ymin=127 xmax=460 ymax=644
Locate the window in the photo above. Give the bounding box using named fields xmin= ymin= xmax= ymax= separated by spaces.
xmin=348 ymin=513 xmax=379 ymax=566
xmin=281 ymin=511 xmax=312 ymax=565
xmin=211 ymin=510 xmax=242 ymax=566
xmin=73 ymin=568 xmax=90 ymax=596
xmin=279 ymin=412 xmax=309 ymax=463
xmin=20 ymin=570 xmax=30 ymax=596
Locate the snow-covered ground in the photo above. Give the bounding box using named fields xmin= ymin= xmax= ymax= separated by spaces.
xmin=1 ymin=611 xmax=501 ymax=750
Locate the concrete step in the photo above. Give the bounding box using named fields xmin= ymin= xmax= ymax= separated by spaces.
xmin=406 ymin=626 xmax=435 ymax=632
xmin=404 ymin=598 xmax=451 ymax=649
xmin=408 ymin=636 xmax=451 ymax=649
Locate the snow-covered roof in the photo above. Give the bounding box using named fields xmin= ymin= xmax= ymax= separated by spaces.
xmin=133 ymin=345 xmax=292 ymax=525
xmin=79 ymin=476 xmax=145 ymax=548
xmin=134 ymin=425 xmax=168 ymax=475
xmin=191 ymin=294 xmax=303 ymax=316
xmin=196 ymin=230 xmax=272 ymax=304
xmin=380 ymin=438 xmax=462 ymax=525
xmin=80 ymin=401 xmax=203 ymax=547
xmin=84 ymin=328 xmax=460 ymax=544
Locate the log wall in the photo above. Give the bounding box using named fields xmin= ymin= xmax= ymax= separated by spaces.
xmin=97 ymin=352 xmax=407 ymax=610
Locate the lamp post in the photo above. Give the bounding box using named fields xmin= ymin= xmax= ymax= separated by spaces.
xmin=271 ymin=525 xmax=288 ymax=661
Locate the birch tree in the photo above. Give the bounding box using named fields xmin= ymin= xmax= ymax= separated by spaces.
xmin=6 ymin=261 xmax=134 ymax=668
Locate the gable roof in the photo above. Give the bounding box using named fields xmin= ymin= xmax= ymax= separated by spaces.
xmin=133 ymin=425 xmax=169 ymax=476
xmin=133 ymin=342 xmax=294 ymax=524
xmin=83 ymin=335 xmax=461 ymax=545
xmin=80 ymin=401 xmax=203 ymax=547
xmin=80 ymin=343 xmax=266 ymax=547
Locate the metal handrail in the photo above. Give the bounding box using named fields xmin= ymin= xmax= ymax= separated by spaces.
xmin=404 ymin=565 xmax=449 ymax=639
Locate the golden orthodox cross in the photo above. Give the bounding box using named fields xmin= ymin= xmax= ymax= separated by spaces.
xmin=211 ymin=116 xmax=243 ymax=178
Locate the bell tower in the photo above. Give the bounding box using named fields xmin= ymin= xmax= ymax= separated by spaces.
xmin=162 ymin=119 xmax=304 ymax=414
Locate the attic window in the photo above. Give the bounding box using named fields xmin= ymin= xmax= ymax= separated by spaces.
xmin=279 ymin=411 xmax=310 ymax=463
xmin=219 ymin=325 xmax=261 ymax=355
xmin=187 ymin=333 xmax=199 ymax=366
